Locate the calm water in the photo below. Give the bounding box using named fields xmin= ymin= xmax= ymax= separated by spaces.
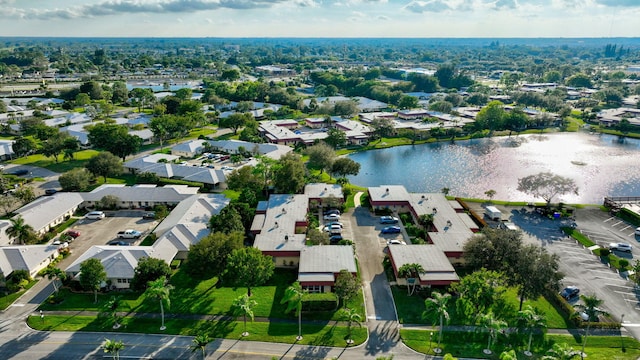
xmin=347 ymin=133 xmax=640 ymax=204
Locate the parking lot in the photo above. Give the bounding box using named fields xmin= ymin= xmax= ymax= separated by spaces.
xmin=56 ymin=210 xmax=159 ymax=269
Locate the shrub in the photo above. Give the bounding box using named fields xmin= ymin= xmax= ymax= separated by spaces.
xmin=619 ymin=259 xmax=630 ymax=269
xmin=302 ymin=293 xmax=338 ymax=312
xmin=618 ymin=208 xmax=640 ymax=226
xmin=599 ymin=248 xmax=610 ymax=257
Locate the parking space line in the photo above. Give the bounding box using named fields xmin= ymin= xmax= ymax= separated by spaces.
xmin=604 ymin=217 xmax=616 ymax=223
xmin=613 ymin=221 xmax=624 ymax=227
xmin=621 ymin=225 xmax=632 ymax=231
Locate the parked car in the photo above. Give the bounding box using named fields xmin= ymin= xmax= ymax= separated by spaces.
xmin=66 ymin=230 xmax=81 ymax=238
xmin=326 ymin=221 xmax=343 ymax=228
xmin=560 ymin=286 xmax=580 ymax=300
xmin=578 ymin=307 xmax=602 ymax=322
xmin=85 ymin=211 xmax=105 ymax=220
xmin=380 ymin=216 xmax=399 ymax=224
xmin=609 ymin=242 xmax=632 ymax=253
xmin=324 ymin=213 xmax=341 ymax=221
xmin=108 ymin=240 xmax=129 ymax=246
xmin=324 ymin=209 xmax=341 ymax=216
xmin=381 ymin=226 xmax=401 ymax=234
xmin=323 ymin=224 xmax=342 ymax=234
xmin=387 ymin=239 xmax=406 ymax=245
xmin=142 ymin=212 xmax=156 ymax=220
xmin=329 ymin=234 xmax=343 ymax=244
xmin=44 ymin=189 xmax=58 ymax=195
xmin=636 ymin=227 xmax=640 ymax=236
xmin=9 ymin=169 xmax=29 ymax=176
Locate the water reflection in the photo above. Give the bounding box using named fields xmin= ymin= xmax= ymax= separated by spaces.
xmin=348 ymin=133 xmax=640 ymax=204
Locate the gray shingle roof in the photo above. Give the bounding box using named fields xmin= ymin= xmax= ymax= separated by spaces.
xmin=253 ymin=194 xmax=309 ymax=252
xmin=0 ymin=245 xmax=59 ymax=277
xmin=13 ymin=193 xmax=84 ymax=232
xmin=298 ymin=245 xmax=356 ymax=274
xmin=389 ymin=245 xmax=459 ymax=283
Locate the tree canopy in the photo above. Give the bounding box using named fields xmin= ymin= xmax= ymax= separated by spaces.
xmin=225 ymin=247 xmax=275 ymax=296
xmin=185 ymin=231 xmax=244 ymax=280
xmin=517 ymin=172 xmax=579 ymax=206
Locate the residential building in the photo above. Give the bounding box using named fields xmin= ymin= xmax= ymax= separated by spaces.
xmin=298 ymin=246 xmax=357 ymax=293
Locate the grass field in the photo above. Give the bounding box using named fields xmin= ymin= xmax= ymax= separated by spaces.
xmin=393 ymin=286 xmax=571 ymax=329
xmin=10 ymin=150 xmax=100 ymax=173
xmin=40 ymin=268 xmax=365 ymax=322
xmin=0 ymin=280 xmax=38 ymax=310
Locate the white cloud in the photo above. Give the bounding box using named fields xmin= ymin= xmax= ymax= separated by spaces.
xmin=403 ymin=0 xmax=452 ymax=13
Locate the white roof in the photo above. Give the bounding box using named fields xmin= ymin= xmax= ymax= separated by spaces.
xmin=65 ymin=246 xmax=157 ymax=280
xmin=253 ymin=194 xmax=309 ymax=252
xmin=304 ymin=183 xmax=343 ymax=200
xmin=82 ymin=184 xmax=199 ymax=203
xmin=389 ymin=245 xmax=459 ymax=283
xmin=13 ymin=193 xmax=85 ymax=233
xmin=154 ymin=194 xmax=230 ymax=238
xmin=208 ymin=139 xmax=293 ymax=160
xmin=0 ymin=245 xmax=59 ymax=277
xmin=298 ymin=246 xmax=356 ymax=274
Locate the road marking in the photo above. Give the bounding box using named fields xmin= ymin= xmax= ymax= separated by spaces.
xmin=604 ymin=217 xmax=616 ymax=223
xmin=10 ymin=303 xmax=25 ymax=307
xmin=621 ymin=225 xmax=632 ymax=231
xmin=613 ymin=221 xmax=624 ymax=227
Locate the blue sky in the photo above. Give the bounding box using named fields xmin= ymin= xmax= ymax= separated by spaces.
xmin=1 ymin=0 xmax=639 ymax=38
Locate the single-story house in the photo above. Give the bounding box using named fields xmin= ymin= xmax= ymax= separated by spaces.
xmin=298 ymin=246 xmax=357 ymax=293
xmin=252 ymin=194 xmax=309 ymax=268
xmin=304 ymin=183 xmax=344 ymax=208
xmin=387 ymin=245 xmax=459 ymax=287
xmin=13 ymin=193 xmax=85 ymax=235
xmin=0 ymin=245 xmax=60 ymax=279
xmin=171 ymin=140 xmax=209 ymax=158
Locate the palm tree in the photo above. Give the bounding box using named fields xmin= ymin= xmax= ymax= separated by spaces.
xmin=575 ymin=294 xmax=606 ymax=359
xmin=281 ymin=281 xmax=306 ymax=341
xmin=6 ymin=216 xmax=35 ymax=245
xmin=103 ymin=339 xmax=124 ymax=360
xmin=542 ymin=343 xmax=580 ymax=360
xmin=100 ymin=296 xmax=122 ymax=329
xmin=418 ymin=213 xmax=435 ymax=233
xmin=232 ymin=294 xmax=257 ymax=337
xmin=45 ymin=267 xmax=66 ymax=294
xmin=422 ymin=292 xmax=451 ymax=354
xmin=190 ymin=334 xmax=211 ymax=360
xmin=518 ymin=305 xmax=546 ymax=356
xmin=144 ymin=278 xmax=173 ymax=331
xmin=398 ymin=263 xmax=424 ymax=296
xmin=477 ymin=311 xmax=507 ymax=355
xmin=342 ymin=308 xmax=362 ymax=345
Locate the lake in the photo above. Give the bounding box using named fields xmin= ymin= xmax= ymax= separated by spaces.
xmin=347 ymin=132 xmax=640 ymax=204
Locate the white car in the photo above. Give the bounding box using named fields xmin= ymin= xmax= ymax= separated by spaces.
xmin=326 ymin=221 xmax=344 ymax=228
xmin=323 ymin=213 xmax=341 ymax=221
xmin=387 ymin=239 xmax=407 ymax=245
xmin=85 ymin=211 xmax=105 ymax=220
xmin=635 ymin=227 xmax=640 ymax=236
xmin=609 ymin=242 xmax=632 ymax=253
xmin=323 ymin=224 xmax=342 ymax=233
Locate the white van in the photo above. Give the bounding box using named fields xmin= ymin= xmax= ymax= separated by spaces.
xmin=85 ymin=211 xmax=105 ymax=220
xmin=484 ymin=206 xmax=502 ymax=221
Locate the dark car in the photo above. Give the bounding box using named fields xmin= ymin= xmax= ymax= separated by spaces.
xmin=142 ymin=212 xmax=156 ymax=220
xmin=329 ymin=235 xmax=343 ymax=244
xmin=44 ymin=189 xmax=58 ymax=195
xmin=108 ymin=240 xmax=129 ymax=246
xmin=9 ymin=169 xmax=29 ymax=176
xmin=66 ymin=230 xmax=81 ymax=238
xmin=560 ymin=286 xmax=580 ymax=300
xmin=381 ymin=226 xmax=402 ymax=234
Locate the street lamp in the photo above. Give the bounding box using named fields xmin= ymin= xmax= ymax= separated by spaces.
xmin=621 ymin=314 xmax=626 ymax=351
xmin=428 ymin=332 xmax=433 ymax=354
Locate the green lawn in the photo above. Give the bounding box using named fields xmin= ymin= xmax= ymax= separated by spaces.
xmin=10 ymin=150 xmax=100 ymax=173
xmin=0 ymin=280 xmax=38 ymax=310
xmin=27 ymin=315 xmax=367 ymax=346
xmin=401 ymin=329 xmax=640 ymax=359
xmin=393 ymin=286 xmax=571 ymax=329
xmin=41 ymin=268 xmax=365 ymax=321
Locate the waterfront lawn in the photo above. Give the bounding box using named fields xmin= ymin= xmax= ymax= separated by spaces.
xmin=392 ymin=286 xmax=570 ymax=329
xmin=27 ymin=315 xmax=367 ymax=346
xmin=401 ymin=330 xmax=640 ymax=359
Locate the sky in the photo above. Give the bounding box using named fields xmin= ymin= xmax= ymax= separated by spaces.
xmin=0 ymin=0 xmax=639 ymax=38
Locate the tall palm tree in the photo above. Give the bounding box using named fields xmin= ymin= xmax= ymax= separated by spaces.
xmin=542 ymin=343 xmax=580 ymax=360
xmin=103 ymin=339 xmax=124 ymax=360
xmin=477 ymin=311 xmax=507 ymax=355
xmin=398 ymin=263 xmax=424 ymax=296
xmin=232 ymin=294 xmax=257 ymax=337
xmin=190 ymin=333 xmax=211 ymax=360
xmin=46 ymin=267 xmax=66 ymax=294
xmin=6 ymin=216 xmax=35 ymax=245
xmin=342 ymin=308 xmax=362 ymax=344
xmin=281 ymin=281 xmax=306 ymax=341
xmin=423 ymin=292 xmax=451 ymax=354
xmin=518 ymin=305 xmax=546 ymax=356
xmin=575 ymin=294 xmax=606 ymax=359
xmin=144 ymin=278 xmax=173 ymax=331
xmin=99 ymin=296 xmax=122 ymax=329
